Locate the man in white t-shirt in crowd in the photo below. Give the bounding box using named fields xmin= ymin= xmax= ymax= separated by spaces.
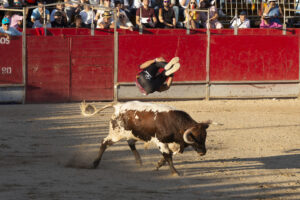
xmin=79 ymin=4 xmax=95 ymax=28
xmin=230 ymin=10 xmax=250 ymax=29
xmin=115 ymin=1 xmax=134 ymax=30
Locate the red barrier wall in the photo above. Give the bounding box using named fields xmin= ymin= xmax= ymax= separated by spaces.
xmin=26 ymin=36 xmax=70 ymax=103
xmin=0 ymin=37 xmax=23 ymax=85
xmin=70 ymin=36 xmax=114 ymax=101
xmin=210 ymin=35 xmax=299 ymax=81
xmin=118 ymin=34 xmax=207 ymax=82
xmin=1 ymin=29 xmax=299 ymax=103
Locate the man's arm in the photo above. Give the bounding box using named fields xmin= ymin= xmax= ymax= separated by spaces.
xmin=157 ymin=76 xmax=173 ymax=92
xmin=139 ymin=59 xmax=156 ymax=69
xmin=139 ymin=57 xmax=165 ymax=69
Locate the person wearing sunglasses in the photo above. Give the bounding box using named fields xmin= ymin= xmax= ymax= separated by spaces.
xmin=0 ymin=17 xmax=22 ymax=37
xmin=158 ymin=0 xmax=176 ymax=28
xmin=184 ymin=0 xmax=199 ymax=29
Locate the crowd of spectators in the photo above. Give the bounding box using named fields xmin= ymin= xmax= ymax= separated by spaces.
xmin=0 ymin=0 xmax=288 ymax=35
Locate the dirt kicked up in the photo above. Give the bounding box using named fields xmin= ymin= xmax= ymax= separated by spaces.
xmin=0 ymin=100 xmax=300 ymax=200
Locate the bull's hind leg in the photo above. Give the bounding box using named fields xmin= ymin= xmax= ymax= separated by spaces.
xmin=93 ymin=139 xmax=114 ymax=168
xmin=127 ymin=139 xmax=142 ymax=166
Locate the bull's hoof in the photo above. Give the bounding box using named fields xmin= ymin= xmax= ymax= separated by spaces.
xmin=92 ymin=160 xmax=99 ymax=169
xmin=171 ymin=172 xmax=180 ymax=176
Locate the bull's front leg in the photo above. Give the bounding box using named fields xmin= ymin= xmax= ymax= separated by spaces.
xmin=127 ymin=139 xmax=142 ymax=166
xmin=162 ymin=153 xmax=179 ymax=176
xmin=155 ymin=157 xmax=166 ymax=171
xmin=93 ymin=139 xmax=114 ymax=168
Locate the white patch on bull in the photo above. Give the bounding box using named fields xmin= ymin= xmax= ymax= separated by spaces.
xmin=114 ymin=101 xmax=176 ymax=116
xmin=168 ymin=142 xmax=181 ymax=155
xmin=154 ymin=112 xmax=157 ymax=120
xmin=150 ymin=136 xmax=170 ymax=154
xmin=104 ymin=119 xmax=140 ymax=143
xmin=135 ymin=114 xmax=139 ymax=120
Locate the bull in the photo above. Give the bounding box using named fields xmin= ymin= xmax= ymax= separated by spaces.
xmin=80 ymin=101 xmax=221 ymax=175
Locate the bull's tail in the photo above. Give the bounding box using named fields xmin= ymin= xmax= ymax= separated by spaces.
xmin=80 ymin=101 xmax=115 ymax=117
xmin=202 ymin=120 xmax=224 ymax=126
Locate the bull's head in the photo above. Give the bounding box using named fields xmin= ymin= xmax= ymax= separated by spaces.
xmin=183 ymin=123 xmax=210 ymax=156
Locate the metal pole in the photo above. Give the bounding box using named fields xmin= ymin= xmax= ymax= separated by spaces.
xmin=205 ymin=10 xmax=210 ymax=100
xmin=186 ymin=8 xmax=190 ymax=35
xmin=234 ymin=8 xmax=238 ymax=35
xmin=91 ymin=7 xmax=95 ymax=36
xmin=139 ymin=7 xmax=143 ymax=35
xmin=113 ymin=9 xmax=118 ymax=102
xmin=22 ymin=7 xmax=27 ymax=104
xmin=283 ymin=6 xmax=286 ymax=35
xmin=43 ymin=5 xmax=47 ymax=36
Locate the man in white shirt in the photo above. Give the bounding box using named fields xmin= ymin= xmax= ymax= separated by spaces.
xmin=230 ymin=11 xmax=250 ymax=29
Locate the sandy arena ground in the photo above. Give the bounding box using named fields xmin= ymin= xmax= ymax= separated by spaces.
xmin=0 ymin=99 xmax=300 ymax=200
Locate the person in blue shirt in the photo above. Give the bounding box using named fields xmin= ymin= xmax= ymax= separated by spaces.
xmin=0 ymin=18 xmax=22 ymax=37
xmin=31 ymin=1 xmax=50 ymax=26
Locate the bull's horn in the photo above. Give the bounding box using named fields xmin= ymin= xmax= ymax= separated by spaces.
xmin=183 ymin=128 xmax=194 ymax=144
xmin=202 ymin=120 xmax=223 ymax=126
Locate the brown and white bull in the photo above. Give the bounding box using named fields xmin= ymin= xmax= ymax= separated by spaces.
xmin=80 ymin=101 xmax=220 ymax=175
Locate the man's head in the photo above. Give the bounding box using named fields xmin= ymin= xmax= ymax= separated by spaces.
xmin=104 ymin=0 xmax=111 ymax=7
xmin=268 ymin=0 xmax=276 ymax=5
xmin=56 ymin=1 xmax=64 ymax=10
xmin=2 ymin=18 xmax=10 ymax=31
xmin=163 ymin=0 xmax=170 ymax=7
xmin=38 ymin=1 xmax=45 ymax=13
xmin=102 ymin=11 xmax=112 ymax=23
xmin=74 ymin=15 xmax=82 ymax=27
xmin=239 ymin=11 xmax=246 ymax=21
xmin=142 ymin=0 xmax=149 ymax=7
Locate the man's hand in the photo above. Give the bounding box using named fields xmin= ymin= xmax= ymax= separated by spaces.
xmin=155 ymin=57 xmax=165 ymax=62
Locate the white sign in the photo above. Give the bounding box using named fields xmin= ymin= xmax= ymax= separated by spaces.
xmin=1 ymin=67 xmax=12 ymax=75
xmin=0 ymin=37 xmax=10 ymax=45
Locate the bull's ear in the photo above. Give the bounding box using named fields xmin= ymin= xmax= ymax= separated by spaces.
xmin=198 ymin=123 xmax=209 ymax=129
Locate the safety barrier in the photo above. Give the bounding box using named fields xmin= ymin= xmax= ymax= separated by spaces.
xmin=1 ymin=28 xmax=300 ymax=103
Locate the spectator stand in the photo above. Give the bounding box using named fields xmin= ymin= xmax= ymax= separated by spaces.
xmin=0 ymin=7 xmax=26 ymax=103
xmin=215 ymin=0 xmax=296 ymax=28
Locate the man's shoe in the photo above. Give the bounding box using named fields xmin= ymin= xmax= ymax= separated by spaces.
xmin=165 ymin=63 xmax=180 ymax=76
xmin=164 ymin=57 xmax=179 ymax=70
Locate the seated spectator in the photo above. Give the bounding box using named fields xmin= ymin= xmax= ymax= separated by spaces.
xmin=31 ymin=1 xmax=51 ymax=28
xmin=10 ymin=12 xmax=24 ymax=31
xmin=260 ymin=0 xmax=282 ymax=28
xmin=13 ymin=0 xmax=24 ymax=7
xmin=95 ymin=0 xmax=113 ymax=24
xmin=69 ymin=14 xmax=85 ymax=27
xmin=184 ymin=0 xmax=199 ymax=29
xmin=50 ymin=2 xmax=67 ymax=23
xmin=115 ymin=1 xmax=134 ymax=30
xmin=199 ymin=0 xmax=223 ymax=29
xmin=97 ymin=10 xmax=115 ymax=28
xmin=136 ymin=0 xmax=157 ymax=28
xmin=0 ymin=17 xmax=22 ymax=37
xmin=79 ymin=4 xmax=95 ymax=28
xmin=51 ymin=11 xmax=68 ymax=27
xmin=64 ymin=0 xmax=81 ymax=23
xmin=158 ymin=0 xmax=176 ymax=28
xmin=230 ymin=11 xmax=250 ymax=29
xmin=0 ymin=0 xmax=9 ymax=8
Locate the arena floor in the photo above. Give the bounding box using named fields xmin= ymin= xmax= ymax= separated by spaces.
xmin=0 ymin=99 xmax=300 ymax=200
